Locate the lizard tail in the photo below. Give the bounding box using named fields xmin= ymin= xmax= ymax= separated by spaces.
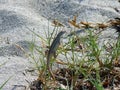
xmin=48 ymin=64 xmax=56 ymax=80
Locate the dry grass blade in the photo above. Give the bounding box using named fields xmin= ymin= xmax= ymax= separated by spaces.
xmin=52 ymin=19 xmax=64 ymax=27
xmin=68 ymin=15 xmax=81 ymax=28
xmin=96 ymin=23 xmax=109 ymax=29
xmin=80 ymin=21 xmax=94 ymax=28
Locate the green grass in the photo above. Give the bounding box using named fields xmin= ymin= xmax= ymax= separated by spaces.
xmin=0 ymin=77 xmax=12 ymax=90
xmin=29 ymin=26 xmax=120 ymax=90
xmin=0 ymin=62 xmax=11 ymax=90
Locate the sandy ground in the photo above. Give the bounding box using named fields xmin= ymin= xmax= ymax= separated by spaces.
xmin=0 ymin=0 xmax=120 ymax=90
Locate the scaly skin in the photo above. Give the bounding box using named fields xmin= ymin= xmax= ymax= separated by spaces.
xmin=47 ymin=31 xmax=66 ymax=80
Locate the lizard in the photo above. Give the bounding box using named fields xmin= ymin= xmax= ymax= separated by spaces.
xmin=47 ymin=31 xmax=66 ymax=80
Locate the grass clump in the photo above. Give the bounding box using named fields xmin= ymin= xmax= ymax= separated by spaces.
xmin=29 ymin=20 xmax=120 ymax=90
